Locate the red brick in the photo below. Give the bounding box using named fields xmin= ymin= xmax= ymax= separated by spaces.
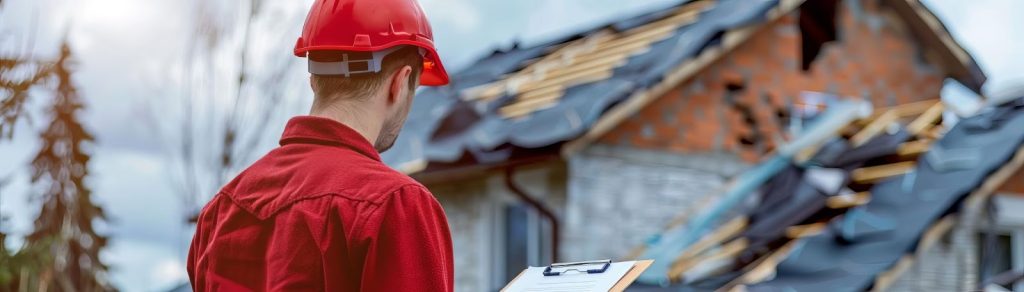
xmin=598 ymin=1 xmax=947 ymax=160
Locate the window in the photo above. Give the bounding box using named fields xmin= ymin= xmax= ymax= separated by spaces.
xmin=978 ymin=233 xmax=1014 ymax=290
xmin=978 ymin=194 xmax=1024 ymax=290
xmin=494 ymin=202 xmax=551 ymax=291
xmin=503 ymin=204 xmax=531 ymax=284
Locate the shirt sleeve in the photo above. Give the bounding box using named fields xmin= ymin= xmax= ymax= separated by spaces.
xmin=360 ymin=185 xmax=454 ymax=292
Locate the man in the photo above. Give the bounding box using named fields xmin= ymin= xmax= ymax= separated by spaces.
xmin=187 ymin=0 xmax=454 ymax=290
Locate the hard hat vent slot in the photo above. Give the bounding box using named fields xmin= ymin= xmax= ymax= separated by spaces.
xmin=348 ymin=61 xmax=370 ymax=72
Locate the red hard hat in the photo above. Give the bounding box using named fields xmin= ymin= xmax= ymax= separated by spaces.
xmin=295 ymin=0 xmax=450 ymax=86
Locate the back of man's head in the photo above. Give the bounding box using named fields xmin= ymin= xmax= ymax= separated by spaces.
xmin=309 ymin=46 xmax=424 ymax=108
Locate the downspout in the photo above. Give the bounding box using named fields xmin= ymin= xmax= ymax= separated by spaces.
xmin=504 ymin=166 xmax=560 ymax=262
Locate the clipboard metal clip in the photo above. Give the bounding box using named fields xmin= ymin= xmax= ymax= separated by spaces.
xmin=542 ymin=259 xmax=611 ymax=276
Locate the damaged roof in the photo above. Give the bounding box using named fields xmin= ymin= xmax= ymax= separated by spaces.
xmin=385 ymin=0 xmax=785 ymax=174
xmin=384 ymin=0 xmax=985 ymax=175
xmin=627 ymin=97 xmax=1024 ymax=290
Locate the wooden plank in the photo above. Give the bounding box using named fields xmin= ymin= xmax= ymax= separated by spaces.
xmin=499 ymin=93 xmax=563 ymax=118
xmin=727 ymin=240 xmax=801 ymax=289
xmin=515 ymin=66 xmax=614 ymax=94
xmin=461 ymin=82 xmax=505 ymax=101
xmin=536 ymin=56 xmax=628 ymax=84
xmin=923 ymin=125 xmax=945 ymax=140
xmin=668 ymin=238 xmax=749 ymax=281
xmin=906 ymin=102 xmax=944 ymax=135
xmin=850 ymin=110 xmax=899 ymax=147
xmin=785 ymin=222 xmax=828 ymax=238
xmin=826 ymin=192 xmax=872 ymax=209
xmin=872 ymin=255 xmax=915 ymax=291
xmin=673 ymin=217 xmax=748 ymax=262
xmin=516 ymin=36 xmax=595 ymax=76
xmin=851 ymin=161 xmax=916 ymax=184
xmin=578 ymin=38 xmax=665 ymax=65
xmin=596 ymin=24 xmax=677 ymax=51
xmin=548 ymin=52 xmax=631 ymax=77
xmin=897 ymin=139 xmax=932 ymax=157
xmin=892 ymin=99 xmax=941 ymax=117
xmin=516 ymin=84 xmax=565 ymax=101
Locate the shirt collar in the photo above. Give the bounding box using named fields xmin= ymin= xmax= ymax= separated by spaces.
xmin=279 ymin=116 xmax=381 ymax=161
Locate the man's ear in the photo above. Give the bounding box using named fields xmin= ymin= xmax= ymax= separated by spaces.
xmin=387 ymin=65 xmax=413 ymax=105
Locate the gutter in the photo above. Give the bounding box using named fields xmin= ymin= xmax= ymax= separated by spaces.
xmin=504 ymin=166 xmax=561 ymax=262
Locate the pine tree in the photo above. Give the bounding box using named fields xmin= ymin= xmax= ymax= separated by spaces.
xmin=23 ymin=42 xmax=111 ymax=292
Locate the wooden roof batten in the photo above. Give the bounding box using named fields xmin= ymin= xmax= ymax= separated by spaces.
xmin=461 ymin=0 xmax=717 ymax=119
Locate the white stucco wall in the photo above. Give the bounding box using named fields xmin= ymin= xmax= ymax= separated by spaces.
xmin=563 ymin=145 xmax=750 ymax=262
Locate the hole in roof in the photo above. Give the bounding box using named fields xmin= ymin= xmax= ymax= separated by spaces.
xmin=726 ymin=81 xmax=746 ymax=92
xmin=798 ymin=0 xmax=840 ymax=71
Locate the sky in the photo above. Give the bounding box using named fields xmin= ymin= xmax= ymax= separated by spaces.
xmin=0 ymin=0 xmax=1022 ymax=291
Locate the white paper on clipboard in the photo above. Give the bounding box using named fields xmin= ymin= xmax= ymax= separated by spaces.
xmin=503 ymin=261 xmax=636 ymax=292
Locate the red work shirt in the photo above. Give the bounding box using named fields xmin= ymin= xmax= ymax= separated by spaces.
xmin=188 ymin=116 xmax=454 ymax=291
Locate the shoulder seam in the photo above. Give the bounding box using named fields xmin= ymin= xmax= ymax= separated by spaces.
xmin=349 ymin=183 xmax=429 ymax=238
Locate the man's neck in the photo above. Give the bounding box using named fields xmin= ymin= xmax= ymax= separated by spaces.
xmin=310 ymin=102 xmax=381 ymax=147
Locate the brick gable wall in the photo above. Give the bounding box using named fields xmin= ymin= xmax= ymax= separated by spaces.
xmin=598 ymin=0 xmax=945 ymax=162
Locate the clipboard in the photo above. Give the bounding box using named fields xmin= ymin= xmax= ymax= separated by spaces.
xmin=502 ymin=259 xmax=654 ymax=292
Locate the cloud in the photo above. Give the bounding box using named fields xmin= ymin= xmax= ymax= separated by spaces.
xmin=522 ymin=0 xmax=680 ymax=42
xmin=104 ymin=237 xmax=190 ymax=291
xmin=923 ymin=0 xmax=1024 ymax=95
xmin=420 ymin=0 xmax=482 ymax=34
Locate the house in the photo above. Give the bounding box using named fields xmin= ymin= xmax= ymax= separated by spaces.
xmin=382 ymin=0 xmax=991 ymax=290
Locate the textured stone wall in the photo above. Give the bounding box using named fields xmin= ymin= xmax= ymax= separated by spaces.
xmin=563 ymin=145 xmax=749 ymax=261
